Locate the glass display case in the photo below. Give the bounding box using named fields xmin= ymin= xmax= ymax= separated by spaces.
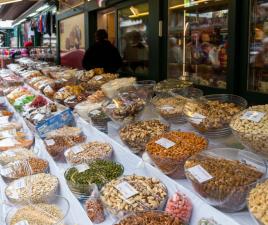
xmin=118 ymin=2 xmax=149 ymax=76
xmin=248 ymin=0 xmax=268 ymax=94
xmin=167 ymin=0 xmax=229 ymax=89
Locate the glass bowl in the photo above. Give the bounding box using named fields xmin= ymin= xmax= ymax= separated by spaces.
xmin=184 ymin=148 xmax=267 ymax=212
xmin=184 ymin=94 xmax=248 ymax=137
xmin=119 ymin=120 xmax=170 ymax=154
xmin=248 ymin=179 xmax=268 ymax=225
xmin=64 ymin=160 xmax=124 ymax=199
xmin=230 ymin=105 xmax=268 ymax=159
xmin=134 ymin=80 xmax=156 ymax=102
xmin=5 ymin=195 xmax=70 ymax=225
xmin=102 ymin=90 xmax=146 ymax=126
xmin=154 ymin=79 xmax=193 ymax=95
xmin=146 ymin=131 xmax=208 ymax=178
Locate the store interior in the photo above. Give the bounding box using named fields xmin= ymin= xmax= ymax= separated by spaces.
xmin=0 ymin=1 xmax=267 ymax=225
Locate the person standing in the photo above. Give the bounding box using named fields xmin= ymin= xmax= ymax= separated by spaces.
xmin=82 ymin=29 xmax=122 ymax=73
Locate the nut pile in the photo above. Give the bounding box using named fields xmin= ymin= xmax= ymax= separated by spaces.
xmin=119 ymin=120 xmax=169 ymax=153
xmin=165 ymin=192 xmax=193 ymax=223
xmin=9 ymin=203 xmax=64 ymax=225
xmin=0 ymin=148 xmax=36 ymax=165
xmin=184 ymin=99 xmax=242 ymax=132
xmin=5 ymin=173 xmax=59 ymax=204
xmin=85 ymin=198 xmax=105 ymax=224
xmin=185 ymin=156 xmax=263 ymax=210
xmin=44 ymin=126 xmax=86 ymax=158
xmin=146 ymin=131 xmax=208 ymax=175
xmin=115 ymin=211 xmax=183 ymax=225
xmin=1 ymin=157 xmax=48 ymax=181
xmin=230 ymin=105 xmax=268 ymax=157
xmin=65 ymin=142 xmax=113 ymax=165
xmin=248 ymin=180 xmax=268 ymax=225
xmin=100 ymin=175 xmax=167 ymax=215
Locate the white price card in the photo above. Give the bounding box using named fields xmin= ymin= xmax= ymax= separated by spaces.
xmin=45 ymin=139 xmax=55 ymax=146
xmin=0 ymin=138 xmax=17 ymax=147
xmin=94 ymin=75 xmax=103 ymax=81
xmin=90 ymin=109 xmax=101 ymax=115
xmin=160 ymin=105 xmax=174 ymax=111
xmin=72 ymin=146 xmax=83 ymax=154
xmin=115 ymin=181 xmax=138 ymax=199
xmin=189 ymin=113 xmax=206 ymax=124
xmin=187 ymin=165 xmax=213 ymax=183
xmin=14 ymin=179 xmax=26 ymax=189
xmin=106 ymin=104 xmax=116 ymax=109
xmin=0 ymin=129 xmax=16 ymax=139
xmin=0 ymin=116 xmax=9 ymax=125
xmin=75 ymin=164 xmax=89 ymax=173
xmin=0 ymin=168 xmax=12 ymax=176
xmin=15 ymin=220 xmax=29 ymax=225
xmin=3 ymin=151 xmax=16 ymax=156
xmin=240 ymin=111 xmax=266 ymax=123
xmin=155 ymin=138 xmax=175 ymax=149
xmin=33 ymin=113 xmax=44 ymax=121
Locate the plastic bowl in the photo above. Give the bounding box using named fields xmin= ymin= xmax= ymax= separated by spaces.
xmin=184 ymin=94 xmax=247 ymax=137
xmin=184 ymin=148 xmax=267 ymax=212
xmin=230 ymin=105 xmax=268 ymax=159
xmin=5 ymin=195 xmax=70 ymax=225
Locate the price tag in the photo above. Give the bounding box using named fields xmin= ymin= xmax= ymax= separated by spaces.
xmin=15 ymin=220 xmax=29 ymax=225
xmin=106 ymin=104 xmax=116 ymax=109
xmin=155 ymin=138 xmax=175 ymax=149
xmin=240 ymin=111 xmax=266 ymax=123
xmin=75 ymin=164 xmax=89 ymax=173
xmin=45 ymin=139 xmax=55 ymax=146
xmin=94 ymin=75 xmax=103 ymax=81
xmin=90 ymin=110 xmax=100 ymax=115
xmin=0 ymin=168 xmax=12 ymax=176
xmin=0 ymin=129 xmax=16 ymax=139
xmin=160 ymin=105 xmax=174 ymax=111
xmin=0 ymin=138 xmax=18 ymax=147
xmin=0 ymin=116 xmax=9 ymax=125
xmin=115 ymin=181 xmax=138 ymax=199
xmin=14 ymin=179 xmax=26 ymax=189
xmin=189 ymin=113 xmax=206 ymax=124
xmin=33 ymin=113 xmax=44 ymax=121
xmin=72 ymin=146 xmax=83 ymax=154
xmin=3 ymin=151 xmax=16 ymax=156
xmin=187 ymin=165 xmax=213 ymax=183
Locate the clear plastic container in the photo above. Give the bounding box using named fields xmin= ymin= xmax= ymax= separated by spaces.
xmin=64 ymin=160 xmax=124 ymax=199
xmin=134 ymin=80 xmax=156 ymax=103
xmin=88 ymin=108 xmax=111 ymax=134
xmin=5 ymin=195 xmax=70 ymax=225
xmin=146 ymin=131 xmax=208 ymax=177
xmin=230 ymin=105 xmax=268 ymax=159
xmin=119 ymin=120 xmax=170 ymax=154
xmin=100 ymin=175 xmax=168 ymax=218
xmin=184 ymin=148 xmax=267 ymax=212
xmin=154 ymin=79 xmax=193 ymax=95
xmin=0 ymin=157 xmax=49 ymax=182
xmin=102 ymin=90 xmax=146 ymax=126
xmin=184 ymin=94 xmax=247 ymax=137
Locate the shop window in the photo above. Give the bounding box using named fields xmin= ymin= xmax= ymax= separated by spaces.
xmin=248 ymin=0 xmax=268 ymax=94
xmin=118 ymin=2 xmax=149 ymax=76
xmin=168 ymin=0 xmax=229 ymax=89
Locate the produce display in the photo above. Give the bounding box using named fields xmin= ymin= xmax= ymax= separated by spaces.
xmin=0 ymin=148 xmax=36 ymax=165
xmin=0 ymin=157 xmax=49 ymax=182
xmin=64 ymin=141 xmax=113 ymax=165
xmin=5 ymin=173 xmax=59 ymax=204
xmin=119 ymin=120 xmax=169 ymax=153
xmin=248 ymin=180 xmax=268 ymax=225
xmin=146 ymin=131 xmax=208 ymax=176
xmin=184 ymin=148 xmax=265 ymax=212
xmin=184 ymin=94 xmax=247 ymax=136
xmin=100 ymin=175 xmax=168 ymax=216
xmin=114 ymin=211 xmax=183 ymax=225
xmin=65 ymin=160 xmax=124 ymax=195
xmin=44 ymin=126 xmax=86 ymax=158
xmin=230 ymin=104 xmax=268 ymax=158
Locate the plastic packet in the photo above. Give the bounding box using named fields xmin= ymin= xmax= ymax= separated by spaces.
xmin=84 ymin=184 xmax=106 ymax=224
xmin=64 ymin=141 xmax=113 ymax=165
xmin=44 ymin=126 xmax=86 ymax=159
xmin=13 ymin=95 xmax=35 ymax=112
xmin=88 ymin=108 xmax=110 ymax=133
xmin=87 ymin=73 xmax=118 ymax=91
xmin=0 ymin=157 xmax=49 ymax=182
xmin=0 ymin=148 xmax=36 ymax=165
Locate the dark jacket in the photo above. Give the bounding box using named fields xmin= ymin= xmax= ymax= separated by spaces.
xmin=82 ymin=40 xmax=122 ymax=73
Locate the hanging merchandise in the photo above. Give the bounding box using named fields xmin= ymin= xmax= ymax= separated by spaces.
xmin=38 ymin=15 xmax=43 ymax=33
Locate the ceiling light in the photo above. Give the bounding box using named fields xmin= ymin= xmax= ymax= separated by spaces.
xmin=129 ymin=12 xmax=149 ymax=18
xmin=0 ymin=0 xmax=22 ymax=5
xmin=130 ymin=6 xmax=139 ymax=16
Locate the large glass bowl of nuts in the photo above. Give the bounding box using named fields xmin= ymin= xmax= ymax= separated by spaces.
xmin=184 ymin=148 xmax=267 ymax=212
xmin=230 ymin=104 xmax=268 ymax=159
xmin=146 ymin=131 xmax=208 ymax=178
xmin=184 ymin=94 xmax=247 ymax=137
xmin=5 ymin=195 xmax=70 ymax=225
